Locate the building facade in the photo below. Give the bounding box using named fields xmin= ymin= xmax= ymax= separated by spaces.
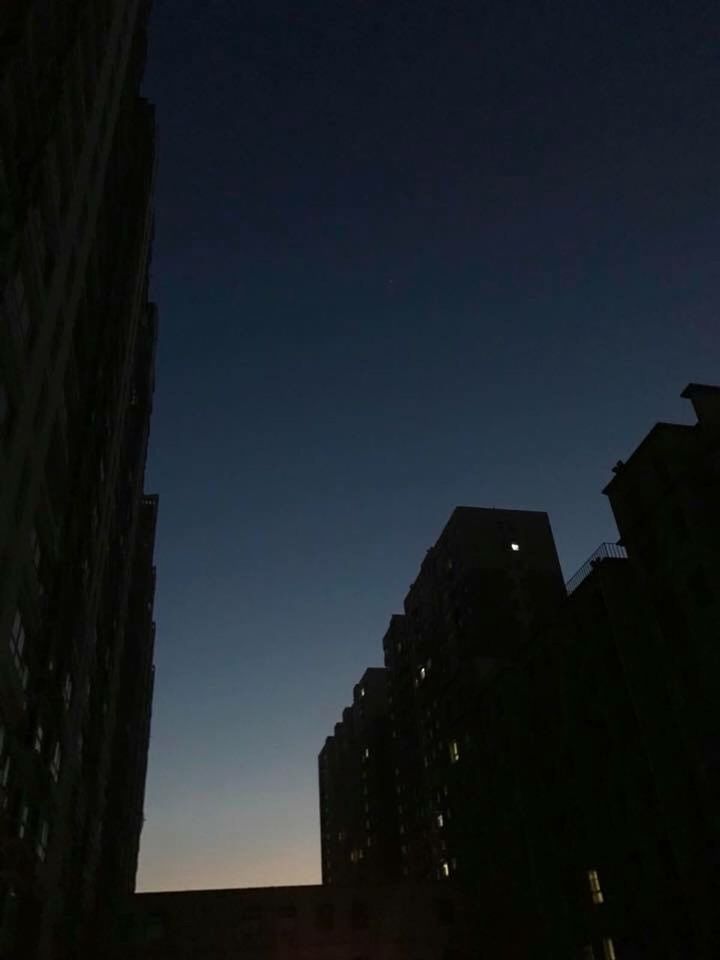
xmin=320 ymin=668 xmax=400 ymax=885
xmin=112 ymin=883 xmax=478 ymax=960
xmin=319 ymin=387 xmax=720 ymax=959
xmin=0 ymin=2 xmax=158 ymax=959
xmin=386 ymin=507 xmax=566 ymax=887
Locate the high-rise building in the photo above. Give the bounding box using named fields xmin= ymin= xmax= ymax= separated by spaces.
xmin=319 ymin=668 xmax=401 ymax=885
xmin=0 ymin=2 xmax=158 ymax=959
xmin=318 ymin=388 xmax=720 ymax=958
xmin=602 ymin=382 xmax=720 ymax=958
xmin=386 ymin=507 xmax=566 ymax=886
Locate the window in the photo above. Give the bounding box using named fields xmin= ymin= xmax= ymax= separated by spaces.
xmin=441 ymin=860 xmax=450 ymax=878
xmin=9 ymin=611 xmax=28 ymax=688
xmin=351 ymin=900 xmax=369 ymax=929
xmin=315 ymin=903 xmax=334 ymax=930
xmin=602 ymin=939 xmax=616 ymax=960
xmin=363 ymin=747 xmax=370 ymax=759
xmin=434 ymin=898 xmax=455 ymax=925
xmin=436 ymin=813 xmax=445 ymax=828
xmin=588 ymin=869 xmax=604 ymax=905
xmin=689 ymin=569 xmax=712 ymax=608
xmin=50 ymin=742 xmax=62 ymax=782
xmin=360 ymin=686 xmax=365 ymax=698
xmin=18 ymin=803 xmax=30 ymax=839
xmin=63 ymin=674 xmax=73 ymax=709
xmin=33 ymin=723 xmax=44 ymax=754
xmin=0 ymin=383 xmax=13 ymax=442
xmin=0 ymin=755 xmax=10 ymax=794
xmin=449 ymin=741 xmax=460 ymax=764
xmin=510 ymin=542 xmax=520 ymax=551
xmin=36 ymin=820 xmax=49 ymax=861
xmin=419 ymin=666 xmax=426 ymax=681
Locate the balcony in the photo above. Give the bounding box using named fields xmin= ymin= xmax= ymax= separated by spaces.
xmin=565 ymin=542 xmax=627 ymax=596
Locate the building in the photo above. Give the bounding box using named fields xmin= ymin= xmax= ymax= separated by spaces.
xmin=602 ymin=382 xmax=720 ymax=958
xmin=0 ymin=2 xmax=158 ymax=959
xmin=319 ymin=389 xmax=720 ymax=957
xmin=385 ymin=507 xmax=566 ymax=887
xmin=319 ymin=668 xmax=400 ymax=885
xmin=110 ymin=882 xmax=478 ymax=960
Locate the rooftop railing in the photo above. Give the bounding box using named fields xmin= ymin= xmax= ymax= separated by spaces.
xmin=565 ymin=542 xmax=627 ymax=596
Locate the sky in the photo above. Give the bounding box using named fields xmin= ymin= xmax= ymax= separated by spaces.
xmin=136 ymin=0 xmax=719 ymax=891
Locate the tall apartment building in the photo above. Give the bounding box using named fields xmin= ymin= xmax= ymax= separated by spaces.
xmin=319 ymin=384 xmax=720 ymax=959
xmin=385 ymin=507 xmax=566 ymax=887
xmin=319 ymin=668 xmax=400 ymax=885
xmin=0 ymin=2 xmax=158 ymax=959
xmin=602 ymin=382 xmax=720 ymax=958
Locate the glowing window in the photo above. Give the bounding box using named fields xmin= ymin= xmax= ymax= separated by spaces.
xmin=588 ymin=869 xmax=604 ymax=904
xmin=441 ymin=860 xmax=450 ymax=878
xmin=419 ymin=666 xmax=426 ymax=681
xmin=436 ymin=813 xmax=444 ymax=828
xmin=360 ymin=686 xmax=365 ymax=698
xmin=511 ymin=542 xmax=520 ymax=552
xmin=363 ymin=747 xmax=370 ymax=759
xmin=449 ymin=740 xmax=460 ymax=764
xmin=603 ymin=939 xmax=616 ymax=960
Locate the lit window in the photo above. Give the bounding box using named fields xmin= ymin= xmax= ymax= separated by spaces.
xmin=603 ymin=938 xmax=616 ymax=960
xmin=588 ymin=869 xmax=604 ymax=904
xmin=441 ymin=861 xmax=450 ymax=878
xmin=436 ymin=813 xmax=444 ymax=828
xmin=363 ymin=747 xmax=370 ymax=760
xmin=419 ymin=666 xmax=426 ymax=681
xmin=449 ymin=741 xmax=460 ymax=764
xmin=33 ymin=724 xmax=44 ymax=754
xmin=360 ymin=686 xmax=365 ymax=698
xmin=511 ymin=542 xmax=520 ymax=551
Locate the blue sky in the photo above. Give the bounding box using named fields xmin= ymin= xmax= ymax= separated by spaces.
xmin=137 ymin=0 xmax=719 ymax=890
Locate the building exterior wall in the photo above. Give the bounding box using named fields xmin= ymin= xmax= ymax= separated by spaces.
xmin=0 ymin=3 xmax=158 ymax=959
xmin=319 ymin=392 xmax=720 ymax=957
xmin=112 ymin=884 xmax=477 ymax=960
xmin=320 ymin=668 xmax=401 ymax=885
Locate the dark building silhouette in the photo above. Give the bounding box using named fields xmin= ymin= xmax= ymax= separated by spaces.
xmin=0 ymin=2 xmax=158 ymax=959
xmin=319 ymin=668 xmax=400 ymax=885
xmin=384 ymin=507 xmax=566 ymax=886
xmin=110 ymin=882 xmax=478 ymax=960
xmin=319 ymin=386 xmax=720 ymax=960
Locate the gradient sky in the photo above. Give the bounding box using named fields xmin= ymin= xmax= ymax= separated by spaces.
xmin=137 ymin=0 xmax=719 ymax=891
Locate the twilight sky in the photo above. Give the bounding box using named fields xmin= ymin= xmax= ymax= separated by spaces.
xmin=137 ymin=0 xmax=719 ymax=891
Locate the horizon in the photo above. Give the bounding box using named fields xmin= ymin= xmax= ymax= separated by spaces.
xmin=137 ymin=0 xmax=719 ymax=892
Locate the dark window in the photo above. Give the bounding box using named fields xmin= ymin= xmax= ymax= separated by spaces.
xmin=0 ymin=383 xmax=13 ymax=443
xmin=434 ymin=898 xmax=455 ymax=925
xmin=315 ymin=903 xmax=334 ymax=930
xmin=351 ymin=900 xmax=369 ymax=929
xmin=688 ymin=569 xmax=712 ymax=608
